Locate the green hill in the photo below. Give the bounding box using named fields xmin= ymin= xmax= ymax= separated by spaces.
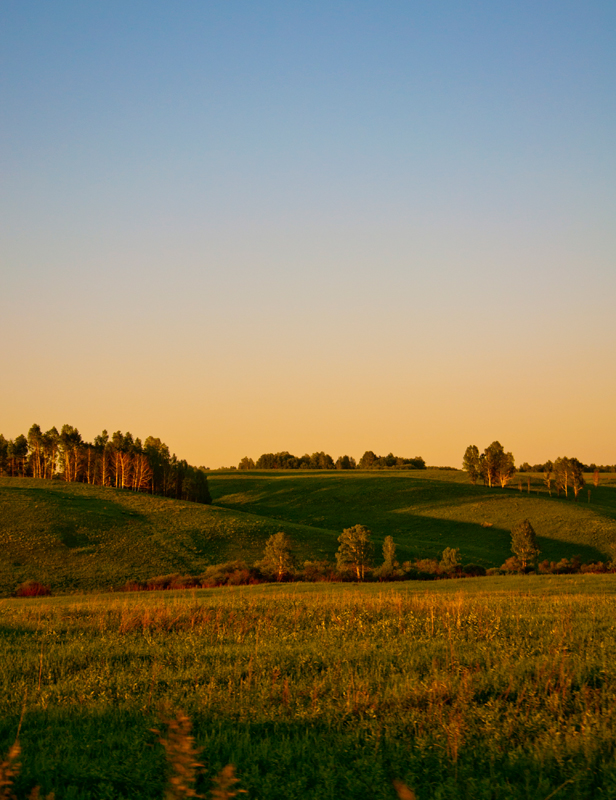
xmin=0 ymin=477 xmax=332 ymax=596
xmin=2 ymin=470 xmax=616 ymax=595
xmin=210 ymin=469 xmax=616 ymax=566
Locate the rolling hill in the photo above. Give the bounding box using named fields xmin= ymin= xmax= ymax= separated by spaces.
xmin=1 ymin=469 xmax=616 ymax=595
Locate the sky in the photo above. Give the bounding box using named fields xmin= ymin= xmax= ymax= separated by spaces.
xmin=1 ymin=1 xmax=615 ymax=468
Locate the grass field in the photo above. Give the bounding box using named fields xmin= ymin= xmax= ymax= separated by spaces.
xmin=3 ymin=577 xmax=616 ymax=799
xmin=2 ymin=470 xmax=616 ymax=596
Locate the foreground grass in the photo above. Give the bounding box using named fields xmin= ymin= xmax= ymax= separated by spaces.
xmin=2 ymin=578 xmax=616 ymax=798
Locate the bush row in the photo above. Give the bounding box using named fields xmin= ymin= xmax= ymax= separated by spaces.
xmin=12 ymin=556 xmax=613 ymax=598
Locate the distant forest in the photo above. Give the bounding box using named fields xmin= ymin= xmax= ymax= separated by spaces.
xmin=0 ymin=424 xmax=211 ymax=504
xmin=238 ymin=450 xmax=426 ymax=470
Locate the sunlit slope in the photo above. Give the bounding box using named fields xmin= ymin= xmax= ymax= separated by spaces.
xmin=210 ymin=470 xmax=616 ymax=567
xmin=0 ymin=478 xmax=334 ymax=595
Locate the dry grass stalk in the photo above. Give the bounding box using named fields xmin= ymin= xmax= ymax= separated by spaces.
xmin=0 ymin=742 xmax=21 ymax=800
xmin=154 ymin=707 xmax=204 ymax=800
xmin=209 ymin=765 xmax=246 ymax=799
xmin=393 ymin=779 xmax=416 ymax=800
xmin=26 ymin=787 xmax=55 ymax=800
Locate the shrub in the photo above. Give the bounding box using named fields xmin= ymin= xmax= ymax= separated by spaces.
xmin=120 ymin=580 xmax=146 ymax=592
xmin=401 ymin=561 xmax=436 ymax=580
xmin=580 ymin=561 xmax=607 ymax=574
xmin=500 ymin=556 xmax=523 ymax=573
xmin=413 ymin=558 xmax=440 ymax=575
xmin=200 ymin=561 xmax=261 ymax=587
xmin=146 ymin=574 xmax=180 ymax=590
xmin=463 ymin=564 xmax=486 ymax=577
xmin=14 ymin=580 xmax=51 ymax=597
xmin=301 ymin=560 xmax=337 ymax=582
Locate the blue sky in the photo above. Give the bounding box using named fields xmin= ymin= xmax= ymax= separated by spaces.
xmin=2 ymin=1 xmax=615 ymax=466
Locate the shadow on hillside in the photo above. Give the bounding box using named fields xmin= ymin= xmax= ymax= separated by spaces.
xmin=0 ymin=482 xmax=149 ymax=547
xmin=211 ymin=473 xmax=544 ymax=512
xmin=367 ymin=514 xmax=605 ymax=567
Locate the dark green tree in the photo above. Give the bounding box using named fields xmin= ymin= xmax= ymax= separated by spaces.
xmin=10 ymin=434 xmax=29 ymax=477
xmin=511 ymin=519 xmax=540 ymax=569
xmin=358 ymin=451 xmax=378 ymax=469
xmin=462 ymin=445 xmax=480 ymax=484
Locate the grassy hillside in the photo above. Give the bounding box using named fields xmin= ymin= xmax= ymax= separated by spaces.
xmin=210 ymin=469 xmax=616 ymax=567
xmin=0 ymin=478 xmax=332 ymax=596
xmin=2 ymin=470 xmax=616 ymax=595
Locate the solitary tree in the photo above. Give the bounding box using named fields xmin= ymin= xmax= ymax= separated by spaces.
xmin=336 ymin=524 xmax=373 ymax=581
xmin=511 ymin=519 xmax=540 ymax=569
xmin=260 ymin=532 xmax=294 ymax=581
xmin=462 ymin=445 xmax=481 ymax=485
xmin=382 ymin=535 xmax=396 ymax=569
xmin=440 ymin=547 xmax=461 ymax=572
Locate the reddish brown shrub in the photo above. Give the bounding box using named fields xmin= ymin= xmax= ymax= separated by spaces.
xmin=14 ymin=580 xmax=51 ymax=597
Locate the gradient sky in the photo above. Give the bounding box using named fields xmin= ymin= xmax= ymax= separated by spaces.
xmin=2 ymin=1 xmax=615 ymax=467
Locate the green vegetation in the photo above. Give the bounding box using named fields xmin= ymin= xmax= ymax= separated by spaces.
xmin=0 ymin=477 xmax=331 ymax=597
xmin=3 ymin=579 xmax=616 ymax=799
xmin=211 ymin=469 xmax=616 ymax=567
xmin=2 ymin=469 xmax=616 ymax=596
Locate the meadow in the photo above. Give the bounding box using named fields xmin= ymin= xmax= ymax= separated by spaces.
xmin=2 ymin=470 xmax=616 ymax=595
xmin=3 ymin=578 xmax=616 ymax=799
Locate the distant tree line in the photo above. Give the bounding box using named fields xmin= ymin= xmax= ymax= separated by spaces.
xmin=462 ymin=443 xmax=599 ymax=499
xmin=519 ymin=460 xmax=616 ymax=474
xmin=0 ymin=424 xmax=211 ymax=504
xmin=238 ymin=450 xmax=426 ymax=471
